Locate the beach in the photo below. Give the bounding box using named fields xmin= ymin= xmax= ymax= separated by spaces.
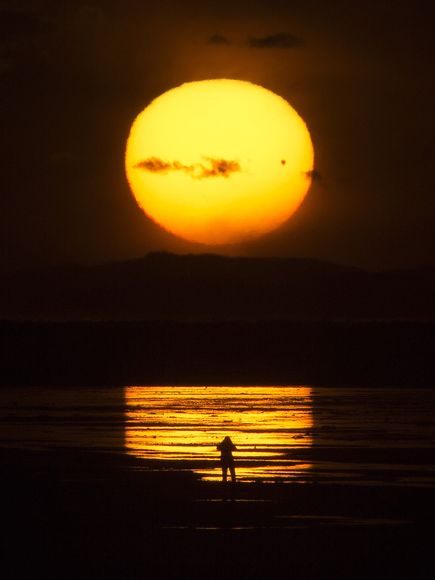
xmin=1 ymin=385 xmax=434 ymax=579
xmin=3 ymin=447 xmax=434 ymax=579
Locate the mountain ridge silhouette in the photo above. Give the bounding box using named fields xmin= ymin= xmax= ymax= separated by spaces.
xmin=2 ymin=252 xmax=433 ymax=321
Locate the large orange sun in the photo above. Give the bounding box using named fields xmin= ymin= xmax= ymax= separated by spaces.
xmin=125 ymin=79 xmax=314 ymax=245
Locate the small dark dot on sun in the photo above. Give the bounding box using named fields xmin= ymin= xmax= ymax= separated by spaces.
xmin=281 ymin=159 xmax=286 ymax=165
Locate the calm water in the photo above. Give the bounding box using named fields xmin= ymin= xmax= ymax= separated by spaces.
xmin=0 ymin=385 xmax=434 ymax=485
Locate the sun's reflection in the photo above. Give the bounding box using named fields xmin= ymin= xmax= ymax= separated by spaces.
xmin=125 ymin=386 xmax=313 ymax=482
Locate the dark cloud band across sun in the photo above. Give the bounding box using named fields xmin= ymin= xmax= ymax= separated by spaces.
xmin=134 ymin=157 xmax=241 ymax=179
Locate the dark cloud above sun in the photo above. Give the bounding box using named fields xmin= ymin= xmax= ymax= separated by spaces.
xmin=207 ymin=32 xmax=302 ymax=49
xmin=208 ymin=34 xmax=231 ymax=45
xmin=247 ymin=33 xmax=303 ymax=49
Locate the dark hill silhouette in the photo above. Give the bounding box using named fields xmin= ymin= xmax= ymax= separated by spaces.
xmin=1 ymin=253 xmax=433 ymax=321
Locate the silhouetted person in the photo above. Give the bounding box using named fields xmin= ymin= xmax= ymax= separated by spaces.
xmin=217 ymin=436 xmax=237 ymax=483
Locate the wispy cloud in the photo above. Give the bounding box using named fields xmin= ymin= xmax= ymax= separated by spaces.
xmin=305 ymin=169 xmax=322 ymax=181
xmin=208 ymin=34 xmax=231 ymax=45
xmin=248 ymin=33 xmax=302 ymax=49
xmin=134 ymin=157 xmax=241 ymax=179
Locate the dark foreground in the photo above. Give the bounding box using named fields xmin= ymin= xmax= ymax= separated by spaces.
xmin=3 ymin=449 xmax=434 ymax=580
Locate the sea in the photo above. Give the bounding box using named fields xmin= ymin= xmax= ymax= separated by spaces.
xmin=1 ymin=385 xmax=434 ymax=486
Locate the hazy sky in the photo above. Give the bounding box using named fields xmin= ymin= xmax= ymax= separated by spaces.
xmin=2 ymin=0 xmax=434 ymax=270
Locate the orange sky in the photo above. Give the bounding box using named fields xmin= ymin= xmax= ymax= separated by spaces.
xmin=1 ymin=0 xmax=434 ymax=270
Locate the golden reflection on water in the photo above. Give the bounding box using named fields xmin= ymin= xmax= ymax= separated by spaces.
xmin=125 ymin=386 xmax=313 ymax=482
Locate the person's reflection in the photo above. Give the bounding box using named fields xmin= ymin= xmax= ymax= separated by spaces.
xmin=217 ymin=436 xmax=237 ymax=483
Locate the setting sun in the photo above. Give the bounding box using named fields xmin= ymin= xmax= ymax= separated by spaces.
xmin=125 ymin=79 xmax=314 ymax=245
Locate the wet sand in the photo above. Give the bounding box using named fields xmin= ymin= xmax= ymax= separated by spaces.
xmin=3 ymin=447 xmax=434 ymax=580
xmin=2 ymin=385 xmax=434 ymax=578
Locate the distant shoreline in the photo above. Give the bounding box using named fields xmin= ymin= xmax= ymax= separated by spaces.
xmin=2 ymin=319 xmax=434 ymax=387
